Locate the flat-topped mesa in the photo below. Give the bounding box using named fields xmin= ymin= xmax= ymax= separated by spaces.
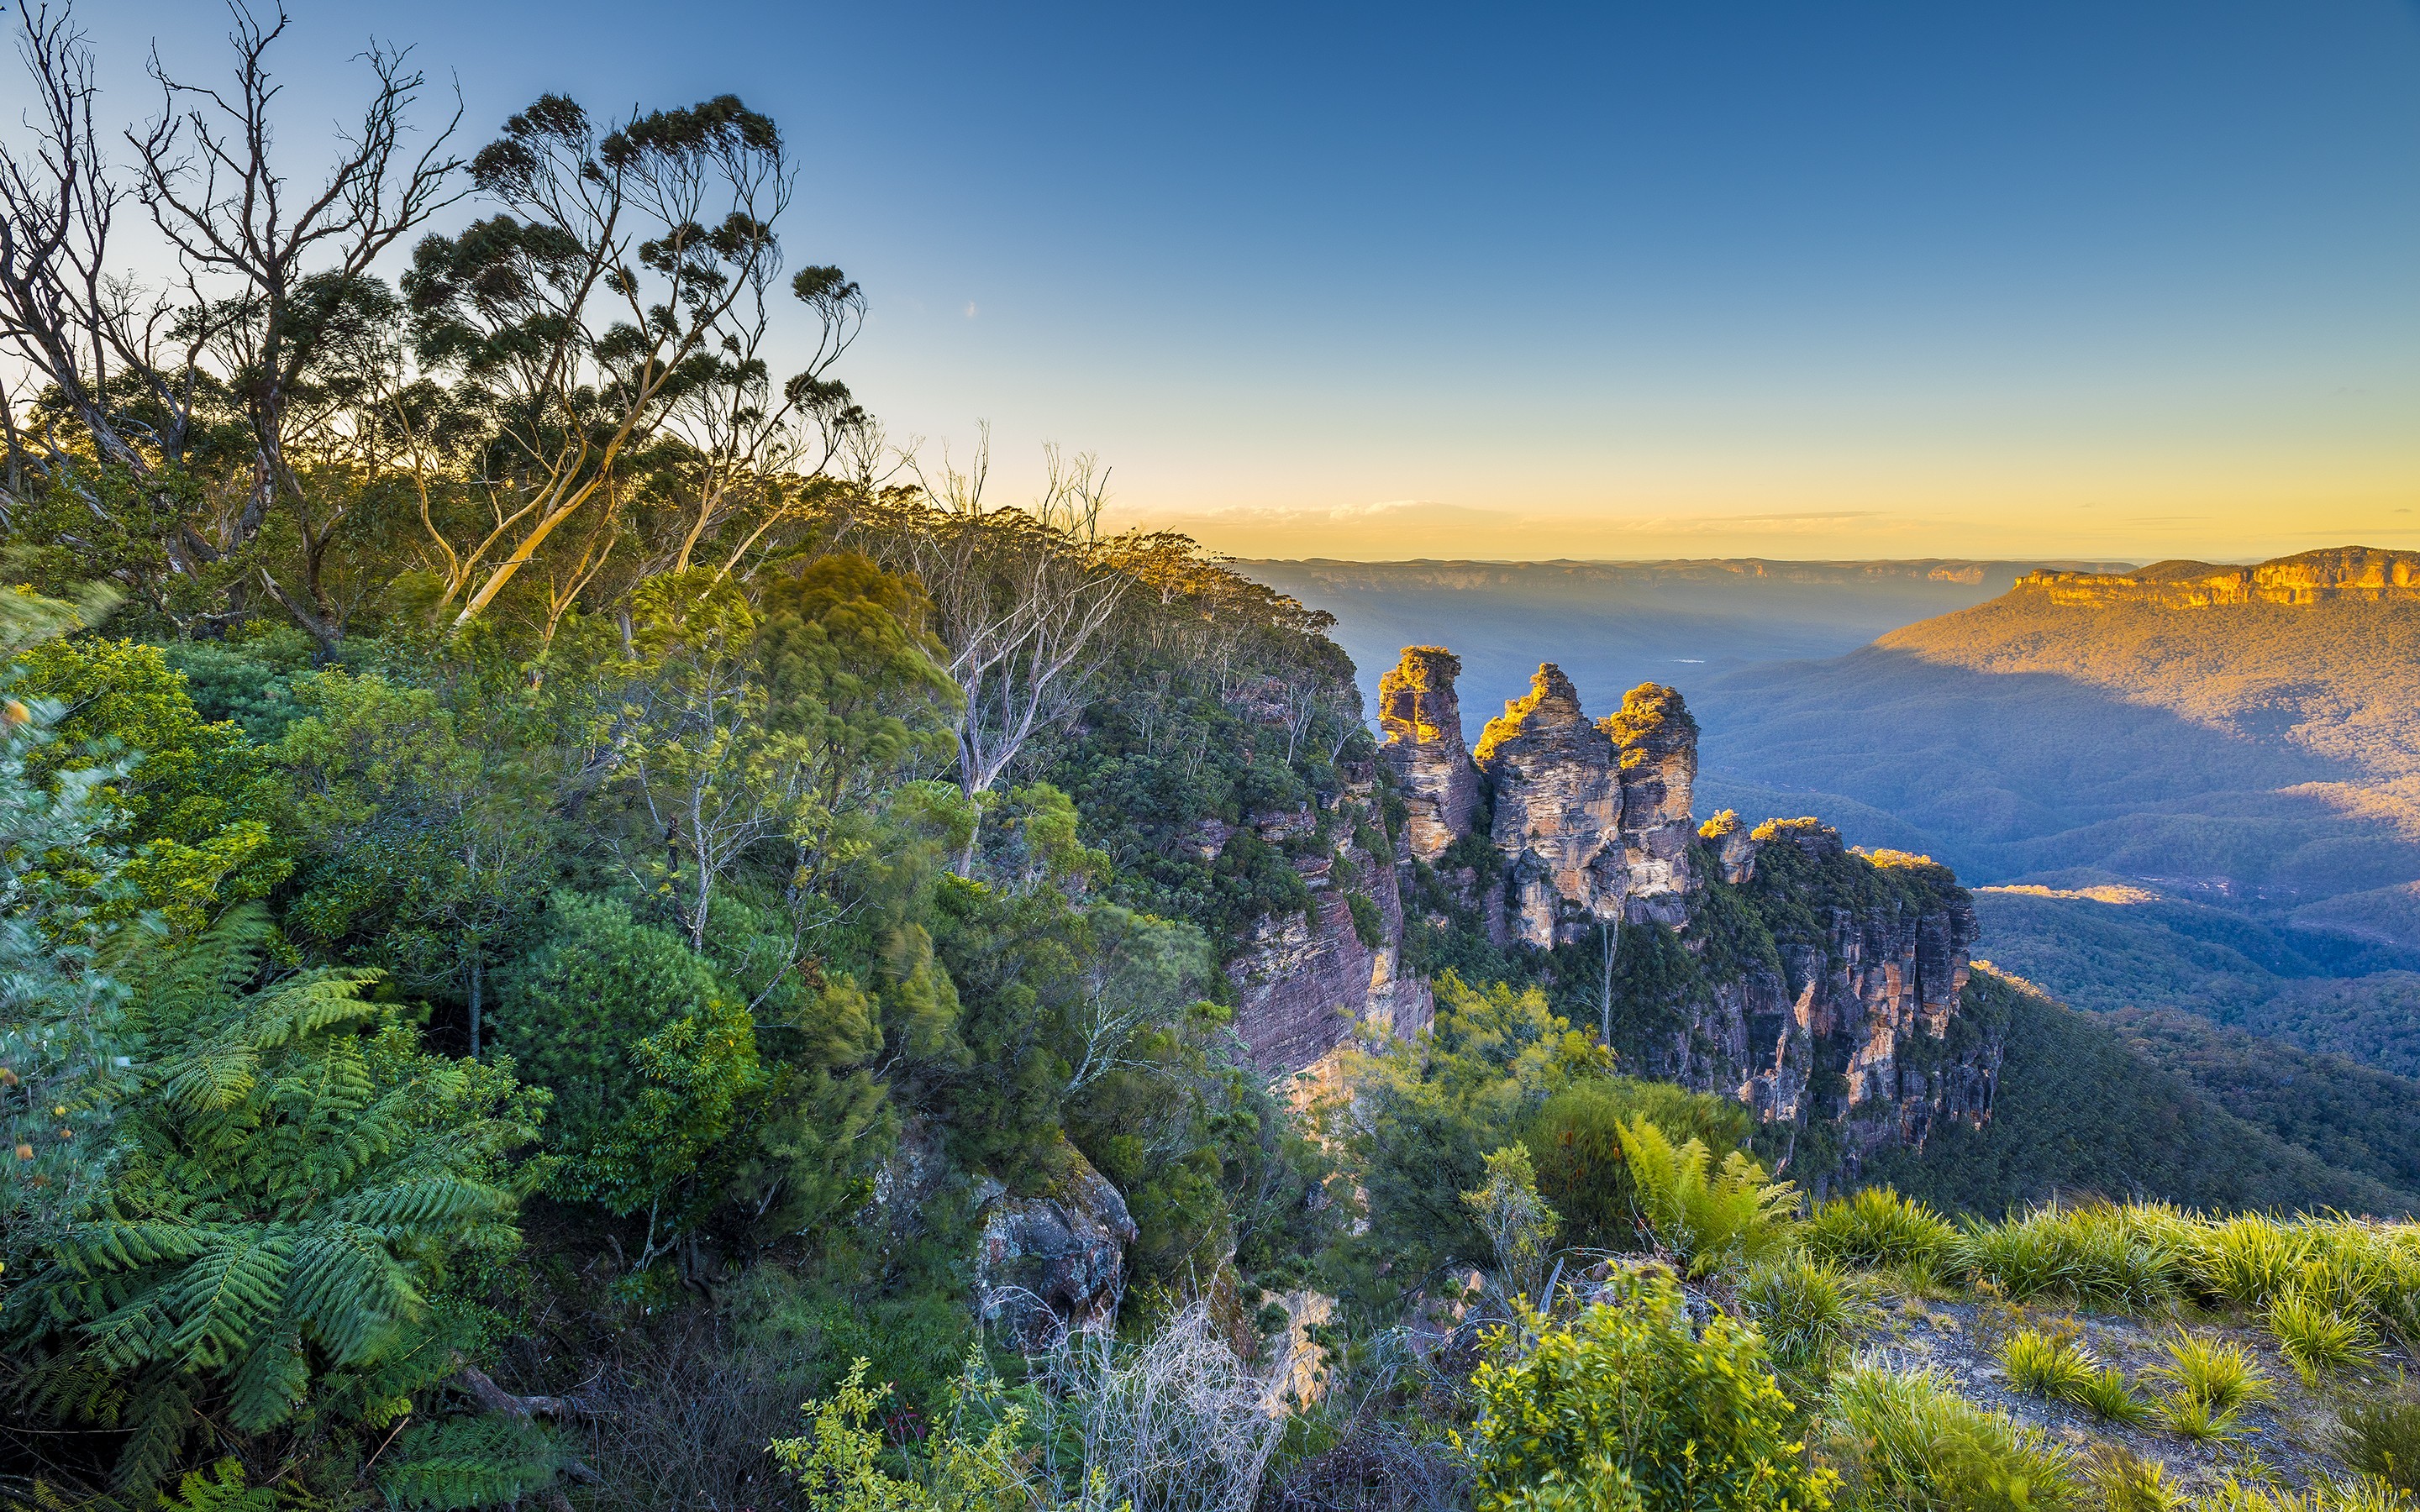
xmin=2017 ymin=545 xmax=2420 ymax=608
xmin=1474 ymin=664 xmax=1623 ymax=948
xmin=1601 ymin=682 xmax=1700 ymax=927
xmin=1377 ymin=647 xmax=1484 ymax=863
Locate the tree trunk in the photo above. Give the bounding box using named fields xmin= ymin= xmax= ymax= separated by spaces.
xmin=466 ymin=952 xmax=484 ymax=1059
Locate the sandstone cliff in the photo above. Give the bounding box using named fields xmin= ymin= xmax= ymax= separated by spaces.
xmin=2018 ymin=545 xmax=2420 ymax=607
xmin=1366 ymin=645 xmax=2002 ymax=1171
xmin=1377 ymin=646 xmax=1482 ymax=863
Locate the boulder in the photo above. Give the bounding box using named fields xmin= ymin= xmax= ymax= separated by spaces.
xmin=974 ymin=1147 xmax=1139 ymax=1352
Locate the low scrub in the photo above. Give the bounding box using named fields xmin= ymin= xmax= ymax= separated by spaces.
xmin=1739 ymin=1255 xmax=1877 ymax=1376
xmin=1802 ymin=1188 xmax=1961 ymax=1273
xmin=2336 ymin=1396 xmax=2420 ymax=1494
xmin=1824 ymin=1365 xmax=2082 ymax=1512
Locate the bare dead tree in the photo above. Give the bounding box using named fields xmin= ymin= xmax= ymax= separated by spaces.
xmin=875 ymin=431 xmax=1129 ymax=867
xmin=127 ymin=2 xmax=466 ymax=643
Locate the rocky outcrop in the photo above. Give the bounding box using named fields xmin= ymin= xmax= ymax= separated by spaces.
xmin=1224 ymin=764 xmax=1428 ymax=1077
xmin=1474 ymin=664 xmax=1623 ymax=948
xmin=1378 ymin=647 xmax=1482 ymax=863
xmin=2018 ymin=546 xmax=2420 ymax=607
xmin=973 ymin=1146 xmax=1139 ymax=1352
xmin=1707 ymin=820 xmax=1991 ymax=1165
xmin=1365 ymin=644 xmax=2003 ymax=1173
xmin=1603 ymin=683 xmax=1699 ymax=928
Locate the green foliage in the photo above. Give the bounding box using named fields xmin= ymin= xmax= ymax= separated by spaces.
xmin=10 ymin=635 xmax=292 ymax=931
xmin=2266 ymin=1285 xmax=2378 ymax=1384
xmin=1737 ymin=1255 xmax=1876 ymax=1377
xmin=377 ymin=1417 xmax=566 ymax=1509
xmin=1520 ymin=1076 xmax=1754 ymax=1252
xmin=769 ymin=1356 xmax=1078 ymax=1511
xmin=1824 ymin=1365 xmax=2082 ymax=1512
xmin=2144 ymin=1327 xmax=2269 ymax=1416
xmin=1802 ymin=1189 xmax=1960 ymax=1272
xmin=2337 ymin=1395 xmax=2420 ymax=1494
xmin=1461 ymin=1143 xmax=1561 ymax=1303
xmin=1998 ymin=1329 xmax=2095 ymax=1401
xmin=1464 ymin=1272 xmax=1837 ymax=1512
xmin=1337 ymin=973 xmax=1611 ymax=1287
xmin=492 ymin=891 xmax=761 ymax=1229
xmin=5 ymin=921 xmax=544 ymax=1495
xmin=1616 ymin=1115 xmax=1798 ymax=1278
xmin=1952 ymin=1203 xmax=2182 ymax=1310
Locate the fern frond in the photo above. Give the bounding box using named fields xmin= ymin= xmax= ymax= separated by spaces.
xmin=221 ymin=1326 xmax=310 ymax=1435
xmin=285 ymin=1222 xmax=422 ymax=1364
xmin=107 ymin=1370 xmax=193 ymax=1495
xmin=159 ymin=1231 xmax=292 ymax=1370
xmin=155 ymin=1457 xmax=276 ymax=1512
xmin=376 ymin=1418 xmax=560 ymax=1511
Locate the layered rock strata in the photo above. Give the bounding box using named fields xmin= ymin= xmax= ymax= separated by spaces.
xmin=1377 ymin=647 xmax=1482 ymax=862
xmin=2018 ymin=545 xmax=2420 ymax=607
xmin=1372 ymin=646 xmax=2001 ymax=1168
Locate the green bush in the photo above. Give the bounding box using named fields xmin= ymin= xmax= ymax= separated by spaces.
xmin=1616 ymin=1115 xmax=1797 ymax=1278
xmin=1738 ymin=1255 xmax=1876 ymax=1376
xmin=1465 ymin=1269 xmax=1837 ymax=1512
xmin=2337 ymin=1396 xmax=2420 ymax=1494
xmin=2267 ymin=1286 xmax=2378 ymax=1384
xmin=1999 ymin=1329 xmax=2094 ymax=1400
xmin=493 ymin=891 xmax=763 ymax=1233
xmin=2144 ymin=1327 xmax=2269 ymax=1415
xmin=1825 ymin=1366 xmax=2082 ymax=1512
xmin=1519 ymin=1076 xmax=1754 ymax=1252
xmin=1802 ymin=1188 xmax=1960 ymax=1272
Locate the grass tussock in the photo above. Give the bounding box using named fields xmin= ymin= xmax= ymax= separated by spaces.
xmin=1827 ymin=1365 xmax=2084 ymax=1512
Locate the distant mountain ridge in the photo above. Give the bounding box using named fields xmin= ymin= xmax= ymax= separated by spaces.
xmin=2017 ymin=545 xmax=2420 ymax=607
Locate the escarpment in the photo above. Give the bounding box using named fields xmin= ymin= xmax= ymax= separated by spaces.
xmin=2018 ymin=545 xmax=2420 ymax=607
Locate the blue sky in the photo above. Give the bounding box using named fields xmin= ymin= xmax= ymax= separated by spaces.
xmin=68 ymin=0 xmax=2420 ymax=560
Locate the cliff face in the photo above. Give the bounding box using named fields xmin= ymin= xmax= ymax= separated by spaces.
xmin=1370 ymin=647 xmax=2002 ymax=1167
xmin=1377 ymin=646 xmax=1482 ymax=863
xmin=2018 ymin=546 xmax=2420 ymax=607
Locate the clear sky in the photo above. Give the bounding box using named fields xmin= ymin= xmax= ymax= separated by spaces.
xmin=66 ymin=0 xmax=2420 ymax=562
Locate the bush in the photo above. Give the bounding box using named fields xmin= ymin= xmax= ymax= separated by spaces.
xmin=1519 ymin=1077 xmax=1753 ymax=1253
xmin=2266 ymin=1287 xmax=2378 ymax=1384
xmin=2337 ymin=1396 xmax=2420 ymax=1494
xmin=1616 ymin=1116 xmax=1797 ymax=1278
xmin=1465 ymin=1269 xmax=1836 ymax=1512
xmin=1738 ymin=1255 xmax=1876 ymax=1376
xmin=2081 ymin=1446 xmax=2184 ymax=1512
xmin=2144 ymin=1327 xmax=2269 ymax=1415
xmin=1954 ymin=1205 xmax=2181 ymax=1310
xmin=1825 ymin=1366 xmax=2081 ymax=1512
xmin=1801 ymin=1188 xmax=1960 ymax=1272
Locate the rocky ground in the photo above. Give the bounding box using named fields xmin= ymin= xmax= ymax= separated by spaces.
xmin=1863 ymin=1285 xmax=2407 ymax=1496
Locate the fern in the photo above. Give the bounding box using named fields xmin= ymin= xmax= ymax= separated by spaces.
xmin=4 ymin=921 xmax=545 ymax=1498
xmin=1615 ymin=1114 xmax=1799 ymax=1277
xmin=376 ymin=1418 xmax=564 ymax=1510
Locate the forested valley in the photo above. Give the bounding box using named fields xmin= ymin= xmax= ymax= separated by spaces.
xmin=3 ymin=12 xmax=2417 ymax=1512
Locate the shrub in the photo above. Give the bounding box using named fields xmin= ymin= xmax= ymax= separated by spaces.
xmin=1520 ymin=1076 xmax=1752 ymax=1252
xmin=2155 ymin=1392 xmax=2241 ymax=1444
xmin=1462 ymin=1143 xmax=1562 ymax=1305
xmin=1616 ymin=1115 xmax=1798 ymax=1278
xmin=1465 ymin=1269 xmax=1837 ymax=1512
xmin=1739 ymin=1255 xmax=1876 ymax=1376
xmin=1824 ymin=1366 xmax=2082 ymax=1512
xmin=2082 ymin=1446 xmax=2185 ymax=1512
xmin=2266 ymin=1288 xmax=2378 ymax=1385
xmin=2337 ymin=1397 xmax=2420 ymax=1494
xmin=2000 ymin=1329 xmax=2094 ymax=1400
xmin=1801 ymin=1188 xmax=1960 ymax=1272
xmin=2203 ymin=1476 xmax=2414 ymax=1512
xmin=2144 ymin=1328 xmax=2269 ymax=1414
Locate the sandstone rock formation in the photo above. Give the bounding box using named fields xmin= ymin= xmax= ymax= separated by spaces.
xmin=2018 ymin=545 xmax=2420 ymax=607
xmin=1602 ymin=683 xmax=1699 ymax=928
xmin=972 ymin=1145 xmax=1139 ymax=1352
xmin=1377 ymin=647 xmax=1482 ymax=862
xmin=1474 ymin=664 xmax=1623 ymax=948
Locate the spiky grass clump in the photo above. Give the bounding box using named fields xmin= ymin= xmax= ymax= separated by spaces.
xmin=1804 ymin=1186 xmax=1961 ymax=1271
xmin=2267 ymin=1287 xmax=2379 ymax=1385
xmin=2001 ymin=1328 xmax=2095 ymax=1399
xmin=2156 ymin=1391 xmax=2242 ymax=1444
xmin=2070 ymin=1365 xmax=2154 ymax=1426
xmin=2204 ymin=1475 xmax=2414 ymax=1512
xmin=1827 ymin=1365 xmax=2084 ymax=1512
xmin=2186 ymin=1215 xmax=2309 ymax=1310
xmin=2335 ymin=1396 xmax=2420 ymax=1493
xmin=2085 ymin=1445 xmax=2186 ymax=1512
xmin=1958 ymin=1205 xmax=2182 ymax=1310
xmin=1738 ymin=1254 xmax=1876 ymax=1374
xmin=2145 ymin=1327 xmax=2270 ymax=1415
